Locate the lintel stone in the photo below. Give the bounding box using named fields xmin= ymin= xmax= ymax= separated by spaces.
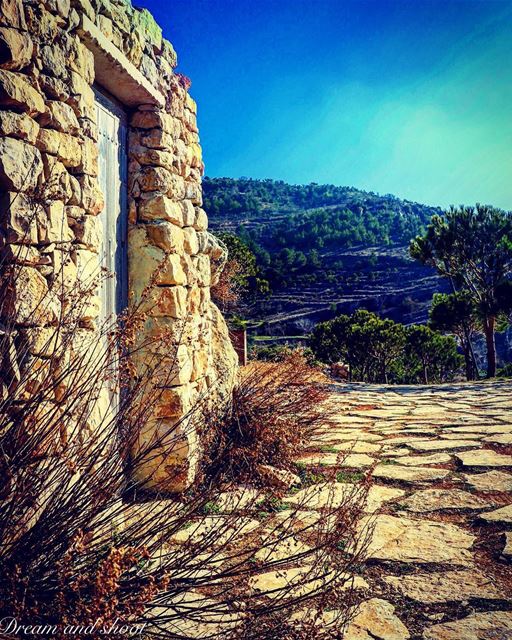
xmin=77 ymin=15 xmax=165 ymax=108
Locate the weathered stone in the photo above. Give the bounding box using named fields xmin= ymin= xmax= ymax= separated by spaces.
xmin=130 ymin=109 xmax=180 ymax=134
xmin=40 ymin=44 xmax=68 ymax=80
xmin=373 ymin=464 xmax=450 ymax=483
xmin=0 ymin=137 xmax=42 ymax=191
xmin=362 ymin=514 xmax=475 ymax=565
xmin=41 ymin=155 xmax=73 ymax=203
xmin=194 ymin=207 xmax=208 ymax=231
xmin=144 ymin=220 xmax=185 ymax=254
xmin=456 ymin=449 xmax=512 ymax=468
xmin=1 ymin=266 xmax=59 ymax=325
xmin=143 ymin=286 xmax=188 ymax=318
xmin=345 ymin=599 xmax=410 ymax=640
xmin=0 ymin=27 xmax=33 ymax=70
xmin=78 ymin=175 xmax=104 ymax=216
xmin=132 ymin=7 xmax=163 ymax=51
xmin=183 ymin=226 xmax=199 ymax=255
xmin=207 ymin=303 xmax=238 ymax=404
xmin=463 ymin=470 xmax=512 ymax=492
xmin=480 ymin=503 xmax=512 ymax=524
xmin=77 ymin=138 xmax=97 ymax=176
xmin=0 ymin=110 xmax=38 ymax=145
xmin=0 ymin=70 xmax=44 ymax=115
xmin=135 ymin=166 xmax=174 ymax=194
xmin=36 ymin=129 xmax=82 ymax=169
xmin=423 ymin=612 xmax=512 ymax=640
xmin=503 ymin=531 xmax=512 ymax=559
xmin=385 ymin=569 xmax=502 ymax=604
xmin=138 ymin=194 xmax=183 ymax=225
xmin=152 ymin=385 xmax=191 ymax=419
xmin=69 ymin=215 xmax=101 ymax=251
xmin=0 ymin=0 xmax=26 ymax=30
xmin=19 ymin=326 xmax=61 ymax=357
xmin=258 ymin=465 xmax=301 ymax=490
xmin=40 ymin=201 xmax=74 ymax=244
xmin=409 ymin=439 xmax=480 ymax=452
xmin=396 ymin=453 xmax=452 ymax=466
xmin=128 ymin=226 xmax=187 ymax=288
xmin=399 ymin=488 xmax=496 ymax=512
xmin=0 ymin=192 xmax=39 ymax=243
xmin=39 ymin=101 xmax=80 ymax=135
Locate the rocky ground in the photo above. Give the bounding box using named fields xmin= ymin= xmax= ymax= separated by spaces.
xmin=295 ymin=379 xmax=512 ymax=639
xmin=165 ymin=380 xmax=512 ymax=639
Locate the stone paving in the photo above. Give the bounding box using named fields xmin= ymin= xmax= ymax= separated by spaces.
xmin=308 ymin=380 xmax=512 ymax=639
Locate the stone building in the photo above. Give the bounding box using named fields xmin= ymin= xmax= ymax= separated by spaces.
xmin=0 ymin=0 xmax=237 ymax=491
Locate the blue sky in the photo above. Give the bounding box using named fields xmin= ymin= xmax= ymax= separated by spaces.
xmin=138 ymin=0 xmax=512 ymax=210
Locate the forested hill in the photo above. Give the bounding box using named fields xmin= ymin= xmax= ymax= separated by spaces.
xmin=203 ymin=177 xmax=446 ymax=335
xmin=202 ymin=177 xmax=442 ymax=245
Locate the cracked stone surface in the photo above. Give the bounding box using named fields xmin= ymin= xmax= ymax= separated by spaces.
xmin=423 ymin=611 xmax=512 ymax=640
xmin=399 ymin=488 xmax=497 ymax=512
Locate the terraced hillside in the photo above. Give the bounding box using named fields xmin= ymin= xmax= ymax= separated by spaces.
xmin=204 ymin=178 xmax=446 ymax=335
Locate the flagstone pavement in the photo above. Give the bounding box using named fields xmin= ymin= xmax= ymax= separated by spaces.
xmin=306 ymin=380 xmax=512 ymax=639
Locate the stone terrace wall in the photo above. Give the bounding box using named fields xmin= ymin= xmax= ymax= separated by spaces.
xmin=0 ymin=0 xmax=237 ymax=492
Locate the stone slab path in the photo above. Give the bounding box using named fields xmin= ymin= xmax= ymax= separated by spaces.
xmin=312 ymin=380 xmax=512 ymax=639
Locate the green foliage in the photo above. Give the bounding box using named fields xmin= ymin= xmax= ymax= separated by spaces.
xmin=204 ymin=177 xmax=439 ymax=291
xmin=310 ymin=310 xmax=462 ymax=384
xmin=214 ymin=231 xmax=270 ymax=298
xmin=410 ymin=204 xmax=512 ymax=377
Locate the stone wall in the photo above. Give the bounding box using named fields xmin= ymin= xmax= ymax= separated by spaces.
xmin=0 ymin=0 xmax=237 ymax=492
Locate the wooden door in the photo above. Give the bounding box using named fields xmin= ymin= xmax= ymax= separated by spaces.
xmin=94 ymin=87 xmax=128 ymax=326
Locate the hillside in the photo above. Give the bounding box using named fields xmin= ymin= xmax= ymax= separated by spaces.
xmin=204 ymin=177 xmax=448 ymax=333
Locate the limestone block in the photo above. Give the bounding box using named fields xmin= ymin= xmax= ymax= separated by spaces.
xmin=0 ymin=192 xmax=39 ymax=243
xmin=0 ymin=69 xmax=45 ymax=115
xmin=191 ymin=348 xmax=208 ymax=382
xmin=187 ymin=286 xmax=201 ymax=314
xmin=75 ymin=248 xmax=101 ymax=288
xmin=40 ymin=44 xmax=68 ymax=81
xmin=185 ymin=180 xmax=202 ymax=205
xmin=183 ymin=226 xmax=199 ymax=255
xmin=67 ymin=38 xmax=95 ymax=85
xmin=181 ymin=200 xmax=195 ymax=226
xmin=68 ymin=70 xmax=95 ymax=120
xmin=131 ymin=109 xmax=180 ymax=135
xmin=162 ymin=39 xmax=178 ymax=68
xmin=19 ymin=326 xmax=61 ymax=357
xmin=193 ymin=207 xmax=208 ymax=231
xmin=0 ymin=137 xmax=43 ymax=191
xmin=0 ymin=27 xmax=33 ymax=70
xmin=70 ymin=0 xmax=95 ymax=22
xmin=79 ymin=175 xmax=104 ymax=215
xmin=132 ymin=8 xmax=163 ymax=51
xmin=134 ymin=166 xmax=173 ymax=194
xmin=0 ymin=243 xmax=44 ymax=266
xmin=130 ymin=127 xmax=174 ymax=150
xmin=0 ymin=0 xmax=26 ymax=30
xmin=140 ymin=285 xmax=188 ymax=319
xmin=144 ymin=220 xmax=185 ymax=254
xmin=192 ymin=254 xmax=211 ymax=286
xmin=76 ymin=138 xmax=98 ymax=176
xmin=39 ymin=73 xmax=69 ymax=102
xmin=46 ymin=0 xmax=71 ymax=20
xmin=42 ymin=201 xmax=74 ymax=244
xmin=188 ymin=142 xmax=202 ymax=169
xmin=97 ymin=14 xmax=113 ymax=40
xmin=52 ymin=247 xmax=78 ymax=292
xmin=41 ymin=155 xmax=73 ymax=203
xmin=68 ymin=175 xmax=81 ymax=206
xmin=152 ymin=385 xmax=192 ymax=419
xmin=39 ymin=101 xmax=80 ymax=135
xmin=130 ymin=144 xmax=174 ymax=172
xmin=1 ymin=265 xmax=59 ymax=325
xmin=36 ymin=129 xmax=82 ymax=169
xmin=69 ymin=214 xmax=101 ymax=251
xmin=138 ymin=193 xmax=183 ymax=225
xmin=128 ymin=225 xmax=187 ymax=287
xmin=131 ymin=416 xmax=198 ymax=493
xmin=0 ymin=110 xmax=39 ymax=143
xmin=207 ymin=302 xmax=238 ymax=404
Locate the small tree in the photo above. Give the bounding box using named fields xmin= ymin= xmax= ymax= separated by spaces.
xmin=429 ymin=292 xmax=480 ymax=380
xmin=410 ymin=205 xmax=512 ymax=377
xmin=405 ymin=325 xmax=463 ymax=384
